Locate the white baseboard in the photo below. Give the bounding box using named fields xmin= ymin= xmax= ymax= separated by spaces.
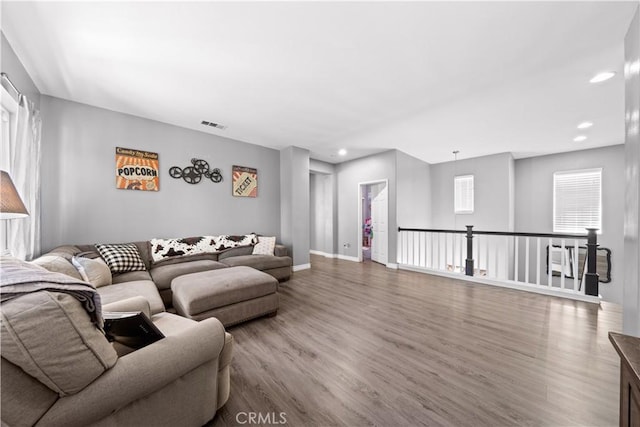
xmin=386 ymin=263 xmax=398 ymax=269
xmin=309 ymin=250 xmax=336 ymax=258
xmin=336 ymin=254 xmax=360 ymax=262
xmin=293 ymin=263 xmax=311 ymax=272
xmin=309 ymin=250 xmax=359 ymax=263
xmin=398 ymin=264 xmax=601 ymax=304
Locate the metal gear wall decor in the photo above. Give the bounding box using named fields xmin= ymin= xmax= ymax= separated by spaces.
xmin=168 ymin=158 xmax=224 ymax=185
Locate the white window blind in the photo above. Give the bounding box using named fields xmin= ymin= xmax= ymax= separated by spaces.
xmin=553 ymin=168 xmax=602 ymax=234
xmin=454 ymin=175 xmax=474 ymax=214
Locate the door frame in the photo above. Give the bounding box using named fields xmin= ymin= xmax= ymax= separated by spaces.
xmin=357 ymin=179 xmax=389 ymax=263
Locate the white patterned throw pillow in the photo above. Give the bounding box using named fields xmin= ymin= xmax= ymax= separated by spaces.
xmin=252 ymin=236 xmax=276 ymax=255
xmin=95 ymin=243 xmax=146 ymax=274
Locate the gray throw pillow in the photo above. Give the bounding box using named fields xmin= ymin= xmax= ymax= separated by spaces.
xmin=72 ymin=256 xmax=112 ymax=288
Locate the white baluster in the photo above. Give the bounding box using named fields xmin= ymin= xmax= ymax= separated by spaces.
xmin=496 ymin=237 xmax=500 ymax=279
xmin=444 ymin=233 xmax=448 ymax=271
xmin=504 ymin=236 xmax=510 ymax=280
xmin=525 ymin=237 xmax=530 ymax=284
xmin=514 ymin=236 xmax=519 ymax=282
xmin=461 ymin=234 xmax=465 ymax=274
xmin=476 ymin=235 xmax=480 ymax=274
xmin=560 ymin=239 xmax=566 ymax=289
xmin=536 ymin=238 xmax=541 ymax=285
xmin=573 ymin=239 xmax=579 ymax=292
xmin=548 ymin=238 xmax=553 ymax=287
xmin=485 ymin=236 xmax=490 ymax=277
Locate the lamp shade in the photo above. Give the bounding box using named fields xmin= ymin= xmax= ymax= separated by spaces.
xmin=0 ymin=171 xmax=28 ymax=219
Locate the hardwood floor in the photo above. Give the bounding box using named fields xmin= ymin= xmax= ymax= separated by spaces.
xmin=211 ymin=255 xmax=622 ymax=426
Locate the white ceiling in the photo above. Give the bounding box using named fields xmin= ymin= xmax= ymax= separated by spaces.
xmin=2 ymin=1 xmax=637 ymax=164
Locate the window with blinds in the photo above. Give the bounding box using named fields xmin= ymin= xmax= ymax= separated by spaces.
xmin=454 ymin=175 xmax=474 ymax=214
xmin=553 ymin=168 xmax=602 ymax=234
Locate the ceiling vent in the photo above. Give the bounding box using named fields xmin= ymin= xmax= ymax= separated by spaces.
xmin=201 ymin=120 xmax=227 ymax=130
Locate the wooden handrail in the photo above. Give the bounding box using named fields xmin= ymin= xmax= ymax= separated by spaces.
xmin=398 ymin=227 xmax=588 ymax=240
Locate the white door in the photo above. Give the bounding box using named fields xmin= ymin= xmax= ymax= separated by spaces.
xmin=370 ymin=182 xmax=388 ymax=265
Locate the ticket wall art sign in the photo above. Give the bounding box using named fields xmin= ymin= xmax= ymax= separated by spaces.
xmin=115 ymin=147 xmax=159 ymax=191
xmin=232 ymin=165 xmax=258 ymax=197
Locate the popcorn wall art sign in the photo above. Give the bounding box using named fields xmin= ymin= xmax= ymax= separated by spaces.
xmin=115 ymin=147 xmax=159 ymax=191
xmin=232 ymin=165 xmax=257 ymax=197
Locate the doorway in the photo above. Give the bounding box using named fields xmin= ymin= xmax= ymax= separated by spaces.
xmin=358 ymin=180 xmax=388 ymax=265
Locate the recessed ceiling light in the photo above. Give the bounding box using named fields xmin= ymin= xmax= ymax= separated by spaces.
xmin=577 ymin=121 xmax=593 ymax=129
xmin=338 ymin=149 xmax=347 ymax=156
xmin=589 ymin=72 xmax=616 ymax=83
xmin=574 ymin=135 xmax=587 ymax=142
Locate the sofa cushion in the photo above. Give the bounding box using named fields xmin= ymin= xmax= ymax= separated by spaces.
xmin=0 ymin=292 xmax=118 ymax=396
xmin=95 ymin=243 xmax=147 ymax=274
xmin=31 ymin=255 xmax=83 ymax=280
xmin=150 ymin=260 xmax=228 ymax=290
xmin=72 ymin=256 xmax=112 ymax=288
xmin=112 ymin=270 xmax=153 ymax=284
xmin=103 ymin=296 xmax=151 ymax=319
xmin=219 ymin=255 xmax=293 ymax=271
xmin=252 ymin=236 xmax=276 ymax=255
xmin=217 ymin=245 xmax=254 ymax=260
xmin=151 ymin=252 xmax=221 ymax=267
xmin=98 ymin=280 xmax=165 ymax=315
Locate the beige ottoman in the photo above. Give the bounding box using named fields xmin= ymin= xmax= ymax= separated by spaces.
xmin=171 ymin=266 xmax=279 ymax=327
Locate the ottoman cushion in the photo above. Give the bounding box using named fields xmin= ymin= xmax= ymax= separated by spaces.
xmin=171 ymin=266 xmax=278 ymax=317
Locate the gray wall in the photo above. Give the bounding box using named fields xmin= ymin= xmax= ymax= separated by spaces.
xmin=1 ymin=32 xmax=40 ymax=108
xmin=40 ymin=96 xmax=281 ymax=251
xmin=430 ymin=153 xmax=514 ymax=231
xmin=624 ymin=7 xmax=640 ymax=335
xmin=515 ymin=145 xmax=625 ymax=304
xmin=396 ymin=151 xmax=431 ymax=229
xmin=336 ymin=150 xmax=397 ymax=263
xmin=280 ymin=146 xmax=310 ymax=267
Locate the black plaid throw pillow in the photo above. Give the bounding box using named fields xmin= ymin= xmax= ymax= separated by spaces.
xmin=95 ymin=243 xmax=146 ymax=274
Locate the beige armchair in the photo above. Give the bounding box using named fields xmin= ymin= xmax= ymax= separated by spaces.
xmin=1 ymin=293 xmax=233 ymax=427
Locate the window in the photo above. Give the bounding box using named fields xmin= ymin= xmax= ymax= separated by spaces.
xmin=454 ymin=175 xmax=474 ymax=214
xmin=1 ymin=107 xmax=9 ymax=158
xmin=1 ymin=96 xmax=17 ymax=171
xmin=553 ymin=168 xmax=602 ymax=234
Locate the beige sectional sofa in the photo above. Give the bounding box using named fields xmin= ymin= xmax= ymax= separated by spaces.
xmin=41 ymin=239 xmax=292 ymax=311
xmin=1 ymin=237 xmax=291 ymax=425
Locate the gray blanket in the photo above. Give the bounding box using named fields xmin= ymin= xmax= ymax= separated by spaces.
xmin=0 ymin=256 xmax=103 ymax=326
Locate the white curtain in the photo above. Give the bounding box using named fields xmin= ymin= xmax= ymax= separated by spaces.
xmin=7 ymin=95 xmax=41 ymax=260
